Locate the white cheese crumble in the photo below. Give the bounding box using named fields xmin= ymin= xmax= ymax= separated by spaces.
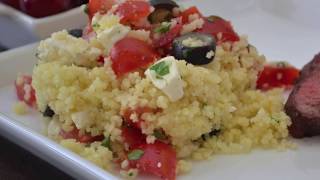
xmin=71 ymin=111 xmax=92 ymax=129
xmin=145 ymin=56 xmax=184 ymax=102
xmin=121 ymin=160 xmax=129 ymax=169
xmin=97 ymin=24 xmax=130 ymax=55
xmin=206 ymin=50 xmax=215 ymax=59
xmin=146 ymin=135 xmax=156 ymax=144
xmin=181 ymin=18 xmax=204 ymax=35
xmin=127 ymin=29 xmax=151 ymax=43
xmin=37 ymin=30 xmax=101 ymax=67
xmin=23 ymin=84 xmax=32 ymax=101
xmin=182 ymin=37 xmax=206 ymax=47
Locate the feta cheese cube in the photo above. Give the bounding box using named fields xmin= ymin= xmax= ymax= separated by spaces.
xmin=145 ymin=56 xmax=184 ymax=102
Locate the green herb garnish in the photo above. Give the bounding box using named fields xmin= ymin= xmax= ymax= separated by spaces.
xmin=128 ymin=172 xmax=134 ymax=177
xmin=150 ymin=61 xmax=171 ymax=79
xmin=154 ymin=23 xmax=171 ymax=34
xmin=84 ymin=4 xmax=89 ymax=15
xmin=153 ymin=129 xmax=167 ymax=140
xmin=128 ymin=149 xmax=144 ymax=160
xmin=101 ymin=136 xmax=111 ymax=149
xmin=92 ymin=23 xmax=100 ymax=31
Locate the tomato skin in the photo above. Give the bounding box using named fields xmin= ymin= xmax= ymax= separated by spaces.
xmin=130 ymin=141 xmax=177 ymax=180
xmin=180 ymin=6 xmax=202 ymax=24
xmin=110 ymin=37 xmax=158 ymax=77
xmin=115 ymin=0 xmax=152 ymax=25
xmin=15 ymin=75 xmax=36 ymax=107
xmin=256 ymin=65 xmax=300 ymax=90
xmin=88 ymin=0 xmax=115 ymax=19
xmin=197 ymin=18 xmax=239 ymax=43
xmin=121 ymin=125 xmax=146 ymax=148
xmin=60 ymin=127 xmax=104 ymax=143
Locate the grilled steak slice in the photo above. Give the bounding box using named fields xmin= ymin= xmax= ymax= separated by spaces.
xmin=285 ymin=53 xmax=320 ymax=138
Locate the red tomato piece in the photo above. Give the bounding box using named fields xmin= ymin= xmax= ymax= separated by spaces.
xmin=197 ymin=18 xmax=239 ymax=43
xmin=115 ymin=0 xmax=152 ymax=25
xmin=88 ymin=0 xmax=115 ymax=19
xmin=82 ymin=23 xmax=96 ymax=40
xmin=152 ymin=18 xmax=183 ymax=49
xmin=14 ymin=75 xmax=36 ymax=108
xmin=110 ymin=37 xmax=158 ymax=77
xmin=121 ymin=125 xmax=146 ymax=148
xmin=130 ymin=141 xmax=177 ymax=180
xmin=256 ymin=65 xmax=300 ymax=90
xmin=60 ymin=127 xmax=104 ymax=143
xmin=180 ymin=6 xmax=202 ymax=24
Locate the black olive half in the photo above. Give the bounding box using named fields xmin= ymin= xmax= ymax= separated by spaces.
xmin=68 ymin=29 xmax=83 ymax=38
xmin=172 ymin=32 xmax=216 ymax=65
xmin=148 ymin=0 xmax=178 ymax=24
xmin=43 ymin=105 xmax=55 ymax=117
xmin=150 ymin=0 xmax=178 ymax=10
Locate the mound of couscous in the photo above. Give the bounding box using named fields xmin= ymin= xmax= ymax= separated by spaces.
xmin=21 ymin=0 xmax=293 ymax=179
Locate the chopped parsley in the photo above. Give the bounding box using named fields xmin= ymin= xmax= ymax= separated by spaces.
xmin=153 ymin=129 xmax=167 ymax=140
xmin=128 ymin=172 xmax=134 ymax=177
xmin=154 ymin=22 xmax=171 ymax=34
xmin=128 ymin=149 xmax=144 ymax=160
xmin=83 ymin=4 xmax=89 ymax=15
xmin=92 ymin=23 xmax=100 ymax=31
xmin=150 ymin=61 xmax=171 ymax=79
xmin=101 ymin=136 xmax=111 ymax=149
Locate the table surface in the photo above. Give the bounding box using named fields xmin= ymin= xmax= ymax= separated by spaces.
xmin=0 ymin=135 xmax=73 ymax=180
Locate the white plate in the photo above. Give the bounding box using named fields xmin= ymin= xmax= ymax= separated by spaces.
xmin=1 ymin=0 xmax=320 ymax=180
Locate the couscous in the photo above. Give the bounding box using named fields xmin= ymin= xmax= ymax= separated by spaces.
xmin=14 ymin=0 xmax=295 ymax=179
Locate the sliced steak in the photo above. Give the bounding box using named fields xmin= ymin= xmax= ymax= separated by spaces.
xmin=285 ymin=53 xmax=320 ymax=138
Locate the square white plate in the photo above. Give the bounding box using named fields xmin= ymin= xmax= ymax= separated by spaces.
xmin=0 ymin=4 xmax=87 ymax=38
xmin=0 ymin=3 xmax=87 ymax=48
xmin=0 ymin=0 xmax=320 ymax=179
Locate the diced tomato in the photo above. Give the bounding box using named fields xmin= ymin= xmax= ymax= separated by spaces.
xmin=110 ymin=37 xmax=158 ymax=77
xmin=197 ymin=18 xmax=239 ymax=43
xmin=115 ymin=0 xmax=152 ymax=25
xmin=130 ymin=141 xmax=177 ymax=180
xmin=152 ymin=18 xmax=183 ymax=49
xmin=60 ymin=127 xmax=104 ymax=143
xmin=14 ymin=75 xmax=36 ymax=108
xmin=180 ymin=6 xmax=202 ymax=24
xmin=88 ymin=0 xmax=115 ymax=19
xmin=82 ymin=23 xmax=96 ymax=40
xmin=121 ymin=125 xmax=146 ymax=148
xmin=256 ymin=64 xmax=300 ymax=90
xmin=123 ymin=107 xmax=161 ymax=129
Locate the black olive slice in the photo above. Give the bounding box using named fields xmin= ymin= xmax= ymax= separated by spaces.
xmin=149 ymin=8 xmax=174 ymax=24
xmin=148 ymin=0 xmax=178 ymax=24
xmin=150 ymin=0 xmax=178 ymax=10
xmin=172 ymin=32 xmax=216 ymax=65
xmin=68 ymin=29 xmax=83 ymax=38
xmin=43 ymin=105 xmax=55 ymax=117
